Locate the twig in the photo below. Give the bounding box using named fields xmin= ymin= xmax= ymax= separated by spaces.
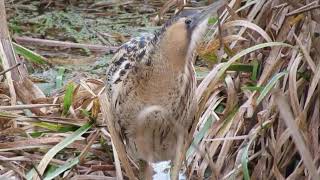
xmin=31 ymin=163 xmax=44 ymax=180
xmin=286 ymin=3 xmax=320 ymax=16
xmin=14 ymin=36 xmax=118 ymax=53
xmin=111 ymin=140 xmax=124 ymax=180
xmin=79 ymin=129 xmax=99 ymax=164
xmin=89 ymin=1 xmax=133 ymax=9
xmin=0 ymin=104 xmax=59 ymax=110
xmin=217 ymin=5 xmax=224 ymax=50
xmin=0 ymin=62 xmax=21 ymax=77
xmin=17 ymin=116 xmax=86 ymax=127
xmin=204 ymin=135 xmax=249 ymax=141
xmin=293 ymin=33 xmax=316 ymax=73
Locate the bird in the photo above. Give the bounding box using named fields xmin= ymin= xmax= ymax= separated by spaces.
xmin=105 ymin=2 xmax=223 ymax=179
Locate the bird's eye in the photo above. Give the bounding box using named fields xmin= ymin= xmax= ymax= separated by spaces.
xmin=185 ymin=19 xmax=192 ymax=25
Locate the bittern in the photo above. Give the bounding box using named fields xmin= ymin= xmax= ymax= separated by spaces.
xmin=106 ymin=2 xmax=222 ymax=179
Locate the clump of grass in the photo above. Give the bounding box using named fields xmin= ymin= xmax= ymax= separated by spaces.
xmin=187 ymin=1 xmax=320 ymax=179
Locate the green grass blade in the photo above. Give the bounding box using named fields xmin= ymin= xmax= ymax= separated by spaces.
xmin=187 ymin=98 xmax=225 ymax=158
xmin=215 ymin=42 xmax=293 ymax=87
xmin=195 ymin=69 xmax=210 ymax=80
xmin=256 ymin=72 xmax=287 ymax=104
xmin=27 ymin=122 xmax=92 ymax=180
xmin=187 ymin=115 xmax=215 ymax=157
xmin=240 ymin=121 xmax=272 ymax=180
xmin=227 ymin=63 xmax=253 ymax=72
xmin=29 ymin=131 xmax=46 ymax=138
xmin=241 ymin=85 xmax=264 ymax=92
xmin=62 ymin=83 xmax=74 ymax=115
xmin=13 ymin=42 xmax=48 ymax=64
xmin=44 ymin=157 xmax=79 ymax=180
xmin=208 ymin=17 xmax=218 ymax=25
xmin=251 ymin=59 xmax=259 ymax=81
xmin=241 ymin=141 xmax=251 ymax=180
xmin=56 ymin=67 xmax=65 ymax=89
xmin=43 ymin=165 xmax=58 ymax=178
xmin=80 ymin=109 xmax=91 ymax=117
xmin=32 ymin=122 xmax=78 ymax=132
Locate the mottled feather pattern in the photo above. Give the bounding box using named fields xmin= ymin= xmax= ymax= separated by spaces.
xmin=106 ymin=34 xmax=154 ymax=97
xmin=105 ymin=17 xmax=199 ymax=163
xmin=106 ymin=14 xmax=190 ymax=99
xmin=102 ymin=4 xmax=225 ymax=179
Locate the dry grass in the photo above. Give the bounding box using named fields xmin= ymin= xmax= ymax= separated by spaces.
xmin=189 ymin=0 xmax=320 ymax=179
xmin=0 ymin=0 xmax=320 ymax=180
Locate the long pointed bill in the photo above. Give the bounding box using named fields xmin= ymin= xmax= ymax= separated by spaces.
xmin=189 ymin=0 xmax=225 ymax=30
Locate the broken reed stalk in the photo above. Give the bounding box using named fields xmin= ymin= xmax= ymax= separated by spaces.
xmin=0 ymin=0 xmax=17 ymax=105
xmin=14 ymin=36 xmax=118 ymax=53
xmin=0 ymin=104 xmax=59 ymax=110
xmin=0 ymin=1 xmax=47 ymax=115
xmin=0 ymin=62 xmax=20 ymax=76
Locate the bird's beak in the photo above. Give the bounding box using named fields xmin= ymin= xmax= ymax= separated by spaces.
xmin=189 ymin=0 xmax=225 ymax=30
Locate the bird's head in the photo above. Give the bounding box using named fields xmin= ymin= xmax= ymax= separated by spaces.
xmin=155 ymin=2 xmax=223 ymax=68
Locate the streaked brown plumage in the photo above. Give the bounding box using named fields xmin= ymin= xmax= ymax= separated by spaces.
xmin=105 ymin=3 xmax=220 ymax=178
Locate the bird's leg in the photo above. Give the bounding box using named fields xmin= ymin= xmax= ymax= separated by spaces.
xmin=139 ymin=160 xmax=153 ymax=180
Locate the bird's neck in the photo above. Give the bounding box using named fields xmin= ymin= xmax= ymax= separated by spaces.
xmin=153 ymin=40 xmax=190 ymax=73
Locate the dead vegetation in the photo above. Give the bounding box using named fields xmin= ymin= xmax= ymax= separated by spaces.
xmin=0 ymin=0 xmax=320 ymax=179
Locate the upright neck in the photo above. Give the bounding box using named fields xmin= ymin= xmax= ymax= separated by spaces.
xmin=154 ymin=36 xmax=190 ymax=73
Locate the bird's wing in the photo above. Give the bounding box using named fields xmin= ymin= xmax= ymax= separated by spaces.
xmin=106 ymin=35 xmax=154 ymax=98
xmin=105 ymin=35 xmax=154 ymax=149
